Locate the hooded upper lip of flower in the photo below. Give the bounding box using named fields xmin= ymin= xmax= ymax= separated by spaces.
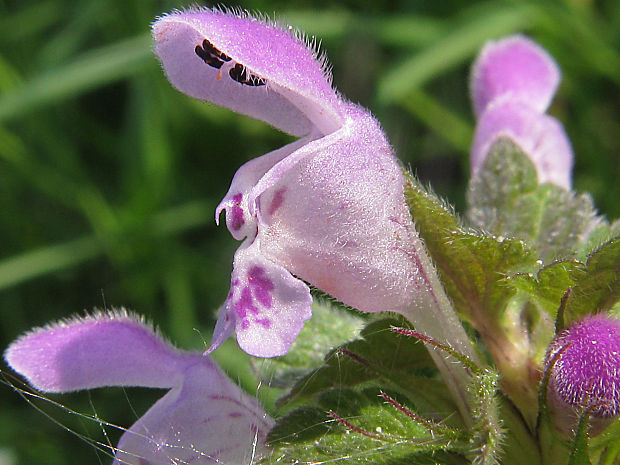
xmin=152 ymin=7 xmax=434 ymax=359
xmin=469 ymin=34 xmax=574 ymax=189
xmin=3 ymin=310 xmax=273 ymax=465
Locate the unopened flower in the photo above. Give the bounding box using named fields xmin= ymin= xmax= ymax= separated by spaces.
xmin=544 ymin=314 xmax=620 ymax=434
xmin=470 ymin=35 xmax=573 ymax=189
xmin=4 ymin=310 xmax=273 ymax=465
xmin=152 ymin=8 xmax=464 ymax=359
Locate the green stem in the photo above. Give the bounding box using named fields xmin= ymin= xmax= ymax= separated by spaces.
xmin=401 ymin=241 xmax=479 ymax=426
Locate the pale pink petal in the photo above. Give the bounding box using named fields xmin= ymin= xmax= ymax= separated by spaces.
xmin=471 ymin=35 xmax=560 ymax=117
xmin=258 ymin=106 xmax=430 ymax=315
xmin=3 ymin=310 xmax=193 ymax=392
xmin=113 ymin=360 xmax=273 ymax=465
xmin=212 ymin=240 xmax=312 ymax=358
xmin=471 ymin=100 xmax=573 ymax=189
xmin=215 ymin=136 xmax=311 ymax=240
xmin=152 ymin=8 xmax=343 ymax=136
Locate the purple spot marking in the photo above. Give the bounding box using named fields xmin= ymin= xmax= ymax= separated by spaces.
xmin=241 ymin=319 xmax=250 ymax=330
xmin=255 ymin=318 xmax=271 ymax=328
xmin=229 ymin=412 xmax=243 ymax=418
xmin=230 ymin=193 xmax=245 ymax=231
xmin=247 ymin=266 xmax=274 ymax=308
xmin=267 ymin=188 xmax=286 ymax=216
xmin=233 ymin=286 xmax=259 ymax=319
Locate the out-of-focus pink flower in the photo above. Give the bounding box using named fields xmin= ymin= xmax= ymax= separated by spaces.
xmin=470 ymin=35 xmax=573 ymax=189
xmin=4 ymin=310 xmax=273 ymax=465
xmin=153 ymin=8 xmax=442 ymax=358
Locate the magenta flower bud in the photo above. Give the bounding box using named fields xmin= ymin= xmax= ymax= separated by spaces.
xmin=470 ymin=35 xmax=573 ymax=189
xmin=544 ymin=314 xmax=620 ymax=433
xmin=152 ymin=8 xmax=474 ymax=361
xmin=4 ymin=311 xmax=273 ymax=465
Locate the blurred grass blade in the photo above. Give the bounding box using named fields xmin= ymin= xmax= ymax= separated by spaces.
xmin=377 ymin=4 xmax=532 ymax=104
xmin=0 ymin=0 xmax=61 ymax=43
xmin=0 ymin=236 xmax=100 ymax=290
xmin=0 ymin=34 xmax=153 ymax=123
xmin=399 ymin=89 xmax=473 ymax=154
xmin=0 ymin=199 xmax=212 ymax=290
xmin=281 ymin=10 xmax=444 ymax=47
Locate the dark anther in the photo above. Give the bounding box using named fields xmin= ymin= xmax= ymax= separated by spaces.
xmin=229 ymin=63 xmax=266 ymax=87
xmin=194 ymin=39 xmax=231 ymax=69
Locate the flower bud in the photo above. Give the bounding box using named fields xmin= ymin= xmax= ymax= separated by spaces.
xmin=544 ymin=314 xmax=620 ymax=435
xmin=470 ymin=35 xmax=573 ymax=189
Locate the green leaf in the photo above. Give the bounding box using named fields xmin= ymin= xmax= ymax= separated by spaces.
xmin=267 ymin=387 xmax=468 ymax=465
xmin=504 ymin=237 xmax=620 ymax=327
xmin=589 ymin=419 xmax=620 ymax=465
xmin=404 ymin=171 xmax=538 ymax=324
xmin=278 ymin=317 xmax=459 ymax=421
xmin=507 ymin=260 xmax=585 ymax=318
xmin=405 ymin=171 xmax=543 ymax=424
xmin=467 ymin=138 xmax=605 ymax=262
xmin=563 ymin=237 xmax=620 ymax=324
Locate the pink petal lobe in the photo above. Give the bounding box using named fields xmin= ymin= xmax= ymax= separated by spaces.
xmin=152 ymin=8 xmax=342 ymax=136
xmin=217 ymin=240 xmax=313 ymax=358
xmin=471 ymin=35 xmax=560 ymax=117
xmin=471 ymin=100 xmax=573 ymax=189
xmin=4 ymin=310 xmax=193 ymax=392
xmin=216 ymin=136 xmax=311 ymax=240
xmin=113 ymin=359 xmax=273 ymax=465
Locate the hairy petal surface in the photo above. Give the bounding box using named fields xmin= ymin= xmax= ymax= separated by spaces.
xmin=4 ymin=312 xmax=273 ymax=465
xmin=258 ymin=106 xmax=430 ymax=315
xmin=210 ymin=240 xmax=313 ymax=358
xmin=153 ymin=8 xmax=342 ymax=136
xmin=4 ymin=310 xmax=191 ymax=392
xmin=113 ymin=361 xmax=273 ymax=465
xmin=471 ymin=34 xmax=560 ymax=117
xmin=216 ymin=136 xmax=313 ymax=241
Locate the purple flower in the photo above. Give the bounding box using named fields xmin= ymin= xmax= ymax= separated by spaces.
xmin=4 ymin=310 xmax=273 ymax=465
xmin=470 ymin=35 xmax=573 ymax=189
xmin=544 ymin=314 xmax=620 ymax=433
xmin=152 ymin=8 xmax=444 ymax=358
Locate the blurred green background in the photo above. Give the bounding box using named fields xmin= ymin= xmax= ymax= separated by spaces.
xmin=1 ymin=0 xmax=619 ymax=463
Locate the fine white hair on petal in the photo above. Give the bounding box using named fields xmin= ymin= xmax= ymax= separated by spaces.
xmin=6 ymin=307 xmax=181 ymax=357
xmin=152 ymin=5 xmax=335 ymax=88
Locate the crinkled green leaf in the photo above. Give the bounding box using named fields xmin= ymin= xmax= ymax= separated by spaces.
xmin=404 ymin=172 xmax=537 ymax=323
xmin=506 ymin=260 xmax=585 ymax=318
xmin=467 ymin=137 xmax=605 ymax=262
xmin=405 ymin=171 xmax=544 ymax=425
xmin=503 ymin=237 xmax=620 ymax=327
xmin=278 ymin=318 xmax=458 ymax=420
xmin=563 ymin=237 xmax=620 ymax=324
xmin=254 ymin=301 xmax=364 ymax=389
xmin=267 ymin=387 xmax=468 ymax=465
